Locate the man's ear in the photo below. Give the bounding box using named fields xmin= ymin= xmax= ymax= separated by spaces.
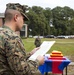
xmin=14 ymin=14 xmax=19 ymax=22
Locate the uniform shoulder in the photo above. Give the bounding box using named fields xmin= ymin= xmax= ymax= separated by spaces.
xmin=0 ymin=27 xmax=19 ymax=39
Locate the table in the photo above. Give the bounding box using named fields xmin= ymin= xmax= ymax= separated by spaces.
xmin=39 ymin=56 xmax=71 ymax=75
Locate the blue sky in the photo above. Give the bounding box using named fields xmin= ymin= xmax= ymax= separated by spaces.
xmin=0 ymin=0 xmax=74 ymax=12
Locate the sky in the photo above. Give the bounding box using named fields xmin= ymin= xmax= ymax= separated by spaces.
xmin=0 ymin=0 xmax=74 ymax=13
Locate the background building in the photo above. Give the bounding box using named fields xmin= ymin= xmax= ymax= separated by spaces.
xmin=0 ymin=13 xmax=4 ymax=27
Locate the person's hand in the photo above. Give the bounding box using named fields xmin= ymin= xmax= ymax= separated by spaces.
xmin=36 ymin=56 xmax=44 ymax=65
xmin=30 ymin=47 xmax=40 ymax=55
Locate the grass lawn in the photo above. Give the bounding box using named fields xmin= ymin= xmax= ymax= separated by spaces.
xmin=22 ymin=38 xmax=74 ymax=56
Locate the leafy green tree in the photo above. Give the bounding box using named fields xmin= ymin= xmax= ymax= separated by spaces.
xmin=25 ymin=5 xmax=74 ymax=36
xmin=27 ymin=6 xmax=50 ymax=36
xmin=52 ymin=6 xmax=74 ymax=35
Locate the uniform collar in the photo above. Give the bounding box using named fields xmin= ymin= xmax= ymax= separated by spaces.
xmin=2 ymin=25 xmax=20 ymax=38
xmin=2 ymin=25 xmax=13 ymax=32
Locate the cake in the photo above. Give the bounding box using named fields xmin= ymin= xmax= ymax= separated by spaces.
xmin=50 ymin=50 xmax=63 ymax=57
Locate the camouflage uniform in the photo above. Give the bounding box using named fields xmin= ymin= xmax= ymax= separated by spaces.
xmin=0 ymin=26 xmax=40 ymax=75
xmin=34 ymin=37 xmax=41 ymax=47
xmin=0 ymin=3 xmax=41 ymax=75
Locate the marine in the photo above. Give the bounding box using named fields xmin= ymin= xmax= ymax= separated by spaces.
xmin=34 ymin=36 xmax=41 ymax=47
xmin=0 ymin=3 xmax=44 ymax=75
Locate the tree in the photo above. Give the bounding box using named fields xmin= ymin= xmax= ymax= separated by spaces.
xmin=52 ymin=6 xmax=74 ymax=35
xmin=27 ymin=6 xmax=50 ymax=36
xmin=25 ymin=5 xmax=74 ymax=36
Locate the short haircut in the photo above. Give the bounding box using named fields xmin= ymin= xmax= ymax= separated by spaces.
xmin=4 ymin=9 xmax=21 ymax=22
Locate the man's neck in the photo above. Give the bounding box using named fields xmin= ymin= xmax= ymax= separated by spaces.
xmin=4 ymin=22 xmax=16 ymax=32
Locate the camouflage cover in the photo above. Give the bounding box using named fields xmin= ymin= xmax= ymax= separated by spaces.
xmin=6 ymin=3 xmax=29 ymax=21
